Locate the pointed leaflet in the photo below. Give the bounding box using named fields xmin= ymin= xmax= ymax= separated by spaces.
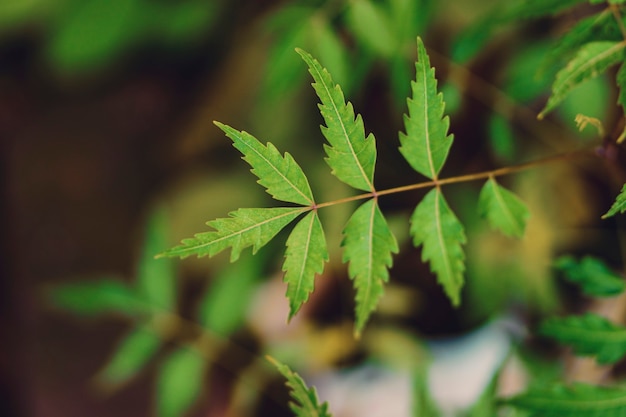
xmin=156 ymin=346 xmax=206 ymax=417
xmin=267 ymin=356 xmax=332 ymax=417
xmin=554 ymin=255 xmax=625 ymax=297
xmin=400 ymin=37 xmax=454 ymax=180
xmin=411 ymin=188 xmax=466 ymax=306
xmin=505 ymin=382 xmax=626 ymax=417
xmin=215 ymin=122 xmax=315 ymax=206
xmin=283 ymin=211 xmax=328 ymax=320
xmin=603 ymin=183 xmax=626 ymax=219
xmin=539 ymin=41 xmax=626 ymax=119
xmin=540 ymin=313 xmax=626 ymax=364
xmin=342 ymin=199 xmax=398 ymax=336
xmin=478 ymin=177 xmax=529 ymax=238
xmin=297 ymin=48 xmax=377 ymax=192
xmin=160 ymin=207 xmax=305 ymax=261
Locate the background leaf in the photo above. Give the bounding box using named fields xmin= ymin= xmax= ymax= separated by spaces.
xmin=540 ymin=313 xmax=626 ymax=364
xmin=478 ymin=177 xmax=529 ymax=238
xmin=215 ymin=122 xmax=315 ymax=206
xmin=346 ymin=0 xmax=396 ymax=58
xmin=157 ymin=346 xmax=207 ymax=417
xmin=554 ymin=255 xmax=625 ymax=297
xmin=267 ymin=356 xmax=332 ymax=417
xmin=410 ymin=188 xmax=466 ymax=306
xmin=297 ymin=48 xmax=377 ymax=192
xmin=342 ymin=199 xmax=398 ymax=336
xmin=399 ymin=37 xmax=454 ymax=180
xmin=49 ymin=279 xmax=145 ymax=316
xmin=283 ymin=211 xmax=328 ymax=320
xmin=161 ymin=207 xmax=304 ymax=261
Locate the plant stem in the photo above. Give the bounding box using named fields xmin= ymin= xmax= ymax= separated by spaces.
xmin=610 ymin=4 xmax=626 ymax=41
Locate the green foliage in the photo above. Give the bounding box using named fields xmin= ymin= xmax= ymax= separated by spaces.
xmin=554 ymin=255 xmax=625 ymax=296
xmin=157 ymin=347 xmax=207 ymax=417
xmin=267 ymin=356 xmax=332 ymax=417
xmin=603 ymin=184 xmax=626 ymax=219
xmin=50 ymin=279 xmax=146 ymax=316
xmin=478 ymin=177 xmax=530 ymax=238
xmin=540 ymin=313 xmax=626 ymax=364
xmin=504 ymin=382 xmax=626 ymax=416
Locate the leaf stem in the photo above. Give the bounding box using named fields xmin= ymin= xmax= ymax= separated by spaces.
xmin=315 ymin=148 xmax=588 ymax=209
xmin=610 ymin=4 xmax=626 ymax=41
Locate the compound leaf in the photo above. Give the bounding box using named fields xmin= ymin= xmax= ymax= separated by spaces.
xmin=215 ymin=122 xmax=315 ymax=206
xmin=540 ymin=313 xmax=626 ymax=364
xmin=160 ymin=207 xmax=305 ymax=261
xmin=342 ymin=199 xmax=398 ymax=336
xmin=96 ymin=326 xmax=161 ymax=388
xmin=603 ymin=183 xmax=626 ymax=219
xmin=400 ymin=37 xmax=454 ymax=180
xmin=283 ymin=211 xmax=328 ymax=320
xmin=156 ymin=346 xmax=207 ymax=417
xmin=410 ymin=188 xmax=466 ymax=306
xmin=478 ymin=177 xmax=529 ymax=238
xmin=297 ymin=48 xmax=377 ymax=192
xmin=267 ymin=356 xmax=332 ymax=417
xmin=539 ymin=41 xmax=626 ymax=119
xmin=554 ymin=255 xmax=625 ymax=297
xmin=505 ymin=382 xmax=626 ymax=417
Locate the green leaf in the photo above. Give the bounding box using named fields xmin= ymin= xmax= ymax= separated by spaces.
xmin=554 ymin=255 xmax=625 ymax=297
xmin=161 ymin=207 xmax=305 ymax=261
xmin=539 ymin=41 xmax=626 ymax=119
xmin=156 ymin=347 xmax=207 ymax=417
xmin=410 ymin=188 xmax=466 ymax=306
xmin=603 ymin=184 xmax=626 ymax=219
xmin=267 ymin=356 xmax=332 ymax=417
xmin=50 ymin=279 xmax=145 ymax=316
xmin=215 ymin=122 xmax=315 ymax=206
xmin=137 ymin=206 xmax=176 ymax=311
xmin=199 ymin=252 xmax=260 ymax=336
xmin=296 ymin=48 xmax=377 ymax=192
xmin=478 ymin=178 xmax=529 ymax=238
xmin=400 ymin=37 xmax=454 ymax=180
xmin=540 ymin=313 xmax=626 ymax=364
xmin=283 ymin=211 xmax=328 ymax=320
xmin=342 ymin=199 xmax=398 ymax=336
xmin=505 ymin=382 xmax=626 ymax=417
xmin=503 ymin=0 xmax=587 ymax=20
xmin=310 ymin=16 xmax=351 ymax=92
xmin=346 ymin=0 xmax=396 ymax=58
xmin=96 ymin=326 xmax=161 ymax=388
xmin=617 ymin=65 xmax=626 ymax=142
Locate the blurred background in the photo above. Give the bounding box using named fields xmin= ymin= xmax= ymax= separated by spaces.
xmin=3 ymin=0 xmax=626 ymax=416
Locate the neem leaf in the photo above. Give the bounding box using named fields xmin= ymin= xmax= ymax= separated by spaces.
xmin=160 ymin=207 xmax=305 ymax=261
xmin=410 ymin=188 xmax=466 ymax=306
xmin=539 ymin=41 xmax=626 ymax=119
xmin=215 ymin=122 xmax=315 ymax=206
xmin=504 ymin=382 xmax=626 ymax=417
xmin=297 ymin=48 xmax=377 ymax=192
xmin=96 ymin=326 xmax=161 ymax=388
xmin=554 ymin=255 xmax=625 ymax=297
xmin=156 ymin=346 xmax=207 ymax=417
xmin=49 ymin=279 xmax=145 ymax=316
xmin=540 ymin=313 xmax=626 ymax=364
xmin=603 ymin=183 xmax=626 ymax=219
xmin=346 ymin=0 xmax=396 ymax=58
xmin=267 ymin=356 xmax=332 ymax=417
xmin=283 ymin=211 xmax=328 ymax=320
xmin=342 ymin=199 xmax=398 ymax=336
xmin=478 ymin=177 xmax=529 ymax=238
xmin=400 ymin=37 xmax=454 ymax=180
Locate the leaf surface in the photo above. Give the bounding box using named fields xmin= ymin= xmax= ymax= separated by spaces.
xmin=400 ymin=37 xmax=454 ymax=180
xmin=539 ymin=41 xmax=626 ymax=119
xmin=540 ymin=313 xmax=626 ymax=364
xmin=505 ymin=382 xmax=626 ymax=417
xmin=478 ymin=178 xmax=529 ymax=238
xmin=297 ymin=48 xmax=377 ymax=192
xmin=267 ymin=356 xmax=332 ymax=417
xmin=215 ymin=122 xmax=315 ymax=206
xmin=283 ymin=211 xmax=328 ymax=320
xmin=410 ymin=188 xmax=466 ymax=306
xmin=156 ymin=347 xmax=206 ymax=417
xmin=50 ymin=279 xmax=145 ymax=316
xmin=617 ymin=65 xmax=626 ymax=142
xmin=160 ymin=207 xmax=305 ymax=261
xmin=342 ymin=199 xmax=398 ymax=336
xmin=554 ymin=255 xmax=625 ymax=297
xmin=603 ymin=183 xmax=626 ymax=219
xmin=346 ymin=0 xmax=396 ymax=57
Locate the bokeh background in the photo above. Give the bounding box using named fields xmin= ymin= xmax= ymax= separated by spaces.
xmin=3 ymin=0 xmax=625 ymax=416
